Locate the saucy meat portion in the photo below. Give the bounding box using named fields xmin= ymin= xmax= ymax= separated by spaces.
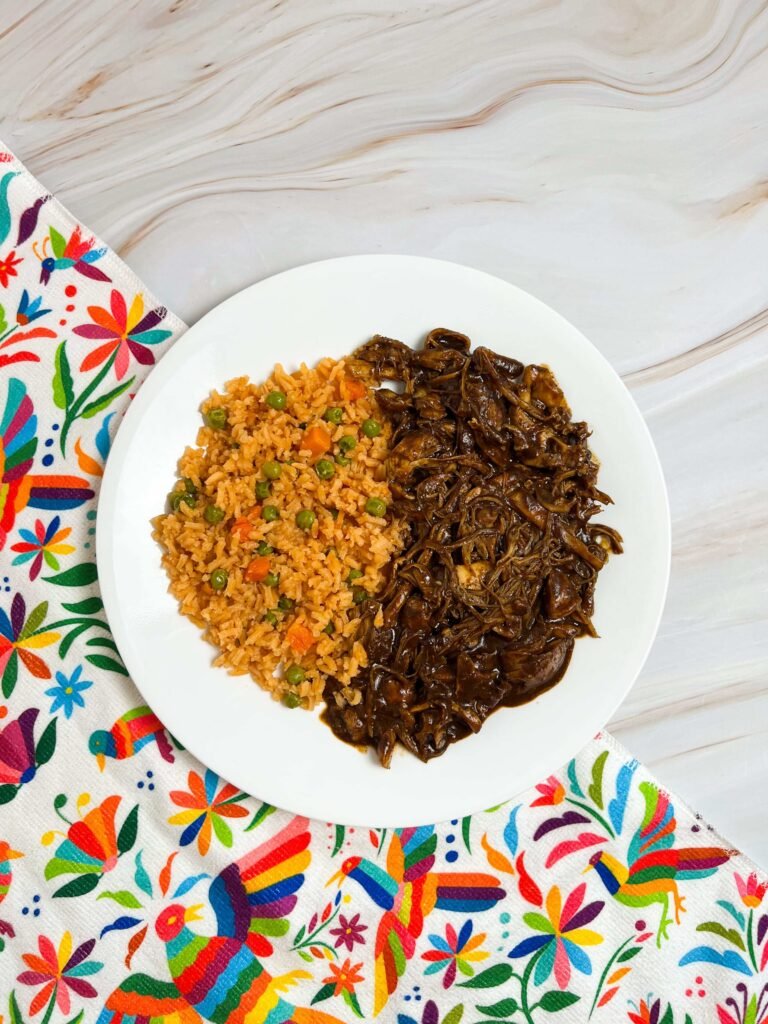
xmin=322 ymin=329 xmax=622 ymax=766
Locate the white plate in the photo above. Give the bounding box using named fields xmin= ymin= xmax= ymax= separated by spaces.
xmin=98 ymin=255 xmax=670 ymax=827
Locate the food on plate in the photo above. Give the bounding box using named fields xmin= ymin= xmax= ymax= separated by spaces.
xmin=322 ymin=329 xmax=622 ymax=766
xmin=153 ymin=359 xmax=406 ymax=708
xmin=155 ymin=329 xmax=620 ymax=764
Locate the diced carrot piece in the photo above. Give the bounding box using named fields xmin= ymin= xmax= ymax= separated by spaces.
xmin=245 ymin=556 xmax=271 ymax=582
xmin=303 ymin=425 xmax=331 ymax=456
xmin=286 ymin=621 xmax=315 ymax=654
xmin=231 ymin=517 xmax=254 ymax=541
xmin=340 ymin=377 xmax=367 ymax=401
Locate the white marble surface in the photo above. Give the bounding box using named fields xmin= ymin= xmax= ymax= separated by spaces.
xmin=1 ymin=0 xmax=766 ymax=860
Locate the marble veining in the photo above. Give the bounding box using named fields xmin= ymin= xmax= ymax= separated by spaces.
xmin=1 ymin=0 xmax=766 ymax=861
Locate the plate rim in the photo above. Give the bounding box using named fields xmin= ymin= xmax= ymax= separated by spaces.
xmin=97 ymin=254 xmax=671 ymax=826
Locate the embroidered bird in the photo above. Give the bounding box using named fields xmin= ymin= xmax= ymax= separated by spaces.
xmin=34 ymin=225 xmax=109 ymax=285
xmin=88 ymin=705 xmax=175 ymax=771
xmin=327 ymin=825 xmax=505 ymax=1015
xmin=0 ymin=839 xmax=22 ymax=949
xmin=97 ymin=816 xmax=344 ymax=1024
xmin=0 ymin=377 xmax=94 ymax=549
xmin=587 ymin=781 xmax=733 ymax=946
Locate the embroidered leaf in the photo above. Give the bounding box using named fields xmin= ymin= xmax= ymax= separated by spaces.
xmin=100 ymin=915 xmax=143 ymax=939
xmin=607 ymin=759 xmax=637 ymax=834
xmin=53 ymin=342 xmax=74 ymax=411
xmin=294 ymin=925 xmax=306 ymax=945
xmin=125 ymin=925 xmax=148 ymax=969
xmin=0 ymin=785 xmax=18 ymax=804
xmin=0 ymin=303 xmax=6 ymax=335
xmin=461 ymin=815 xmax=472 ymax=853
xmin=678 ymin=946 xmax=752 ymax=975
xmin=62 ymin=597 xmax=104 ymax=614
xmin=62 ymin=1012 xmax=84 ymax=1024
xmin=332 ymin=824 xmax=345 ymax=856
xmin=19 ymin=601 xmax=48 ymax=640
xmin=342 ymin=990 xmax=364 ymax=1018
xmin=311 ymin=984 xmax=335 ymax=1005
xmin=53 ymin=873 xmax=101 ymax=898
xmin=134 ymin=851 xmax=152 ymax=897
xmin=16 ymin=193 xmax=51 ymax=245
xmin=533 ymin=810 xmax=590 ymax=841
xmin=81 ymin=377 xmax=135 ymax=419
xmin=617 ymin=945 xmax=643 ymax=963
xmin=545 ymin=832 xmax=605 ymax=867
xmin=457 ymin=963 xmax=513 ymax=988
xmin=86 ymin=653 xmax=128 ymax=675
xmin=0 ymin=172 xmax=19 ymax=246
xmin=245 ymin=801 xmax=276 ymax=831
xmin=59 ymin=623 xmax=92 ymax=658
xmin=35 ymin=717 xmax=57 ymax=766
xmin=476 ymin=998 xmax=518 ymax=1017
xmin=97 ymin=890 xmax=143 ymax=909
xmin=443 ymin=1007 xmax=464 ymax=1024
xmin=587 ymin=750 xmax=609 ymax=809
xmin=481 ymin=833 xmax=514 ymax=874
xmin=298 ymin=950 xmax=313 ymax=962
xmin=117 ymin=805 xmax=139 ymax=853
xmin=503 ymin=805 xmax=520 ymax=858
xmin=172 ymin=874 xmax=209 ymax=898
xmin=2 ymin=651 xmax=18 ymax=698
xmin=9 ymin=990 xmax=24 ymax=1024
xmin=717 ymin=900 xmax=746 ymax=931
xmin=696 ymin=921 xmax=745 ymax=950
xmin=44 ymin=562 xmax=98 ymax=587
xmin=49 ymin=226 xmax=66 ymax=258
xmin=538 ymin=991 xmax=580 ymax=1012
xmin=597 ymin=987 xmax=619 ymax=1008
xmin=659 ymin=1007 xmax=673 ymax=1024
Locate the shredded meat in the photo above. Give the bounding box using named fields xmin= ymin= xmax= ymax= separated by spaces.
xmin=322 ymin=329 xmax=623 ymax=766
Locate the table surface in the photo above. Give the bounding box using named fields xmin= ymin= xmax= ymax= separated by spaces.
xmin=2 ymin=0 xmax=766 ymax=862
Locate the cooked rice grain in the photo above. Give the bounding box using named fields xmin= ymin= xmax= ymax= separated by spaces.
xmin=154 ymin=358 xmax=405 ymax=708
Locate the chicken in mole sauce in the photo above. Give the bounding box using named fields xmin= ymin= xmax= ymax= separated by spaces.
xmin=322 ymin=329 xmax=622 ymax=767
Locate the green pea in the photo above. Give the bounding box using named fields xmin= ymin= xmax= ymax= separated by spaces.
xmin=266 ymin=391 xmax=287 ymax=410
xmin=352 ymin=586 xmax=368 ymax=605
xmin=283 ymin=692 xmax=301 ymax=709
xmin=361 ymin=418 xmax=381 ymax=438
xmin=335 ymin=454 xmax=351 ymax=466
xmin=328 ymin=508 xmax=339 ymax=520
xmin=204 ymin=505 xmax=225 ymax=524
xmin=210 ymin=569 xmax=228 ymax=591
xmin=323 ymin=621 xmax=335 ymax=635
xmin=263 ymin=610 xmax=278 ymax=626
xmin=169 ymin=492 xmax=184 ymax=512
xmin=262 ymin=505 xmax=280 ymax=522
xmin=182 ymin=477 xmax=197 ymax=494
xmin=295 ymin=509 xmax=315 ymax=531
xmin=315 ymin=459 xmax=335 ymax=480
xmin=278 ymin=595 xmax=295 ymax=611
xmin=206 ymin=408 xmax=227 ymax=430
xmin=365 ymin=497 xmax=387 ymax=518
xmin=256 ymin=541 xmax=274 ymax=556
xmin=347 ymin=568 xmax=363 ymax=583
xmin=263 ymin=572 xmax=279 ymax=587
xmin=285 ymin=665 xmax=306 ymax=685
xmin=338 ymin=435 xmax=357 ymax=453
xmin=255 ymin=480 xmax=271 ymax=499
xmin=323 ymin=406 xmax=343 ymax=425
xmin=262 ymin=460 xmax=281 ymax=480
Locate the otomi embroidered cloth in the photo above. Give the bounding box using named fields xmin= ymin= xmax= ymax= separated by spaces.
xmin=0 ymin=144 xmax=765 ymax=1024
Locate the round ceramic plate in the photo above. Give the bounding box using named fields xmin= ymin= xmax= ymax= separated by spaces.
xmin=98 ymin=255 xmax=670 ymax=827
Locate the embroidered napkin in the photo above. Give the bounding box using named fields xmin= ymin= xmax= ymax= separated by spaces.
xmin=1 ymin=144 xmax=765 ymax=1024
